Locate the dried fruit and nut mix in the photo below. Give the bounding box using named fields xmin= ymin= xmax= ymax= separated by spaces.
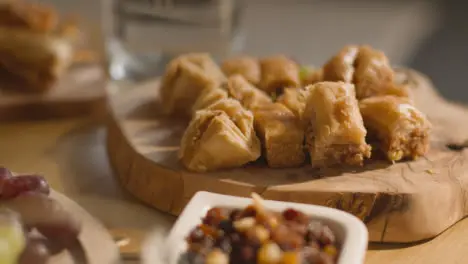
xmin=184 ymin=194 xmax=340 ymax=264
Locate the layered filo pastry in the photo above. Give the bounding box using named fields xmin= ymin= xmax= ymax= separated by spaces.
xmin=259 ymin=55 xmax=301 ymax=94
xmin=179 ymin=98 xmax=261 ymax=172
xmin=191 ymin=87 xmax=228 ymax=114
xmin=224 ymin=75 xmax=305 ymax=168
xmin=224 ymin=74 xmax=272 ymax=110
xmin=359 ymin=95 xmax=431 ymax=162
xmin=221 ymin=56 xmax=261 ymax=86
xmin=160 ymin=53 xmax=226 ymax=116
xmin=276 ymin=87 xmax=310 ymax=122
xmin=304 ymin=81 xmax=371 ymax=168
xmin=0 ymin=0 xmax=77 ymax=92
xmin=322 ymin=45 xmax=409 ymax=100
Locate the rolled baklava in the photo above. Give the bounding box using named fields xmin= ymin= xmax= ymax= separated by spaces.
xmin=160 ymin=53 xmax=226 ymax=116
xmin=304 ymin=81 xmax=371 ymax=168
xmin=359 ymin=95 xmax=431 ymax=162
xmin=322 ymin=45 xmax=408 ymax=99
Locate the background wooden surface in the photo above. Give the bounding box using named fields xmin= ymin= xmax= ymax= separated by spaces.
xmin=0 ymin=65 xmax=107 ymax=121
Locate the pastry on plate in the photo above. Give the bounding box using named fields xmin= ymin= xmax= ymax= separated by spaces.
xmin=179 ymin=98 xmax=261 ymax=172
xmin=259 ymin=55 xmax=301 ymax=95
xmin=276 ymin=87 xmax=310 ymax=122
xmin=221 ymin=56 xmax=261 ymax=86
xmin=224 ymin=75 xmax=305 ymax=168
xmin=191 ymin=87 xmax=229 ymax=114
xmin=0 ymin=0 xmax=77 ymax=92
xmin=0 ymin=27 xmax=74 ymax=92
xmin=359 ymin=95 xmax=431 ymax=162
xmin=304 ymin=81 xmax=371 ymax=168
xmin=161 ymin=53 xmax=226 ymax=117
xmin=253 ymin=103 xmax=305 ymax=168
xmin=224 ymin=74 xmax=272 ymax=110
xmin=322 ymin=45 xmax=408 ymax=99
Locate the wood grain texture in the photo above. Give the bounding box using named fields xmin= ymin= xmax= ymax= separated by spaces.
xmin=0 ymin=65 xmax=107 ymax=121
xmin=107 ymin=68 xmax=468 ymax=243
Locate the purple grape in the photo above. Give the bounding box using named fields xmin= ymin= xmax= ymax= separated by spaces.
xmin=0 ymin=175 xmax=50 ymax=199
xmin=0 ymin=167 xmax=12 ymax=179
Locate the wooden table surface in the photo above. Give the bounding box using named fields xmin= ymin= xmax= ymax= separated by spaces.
xmin=1 ymin=118 xmax=468 ymax=264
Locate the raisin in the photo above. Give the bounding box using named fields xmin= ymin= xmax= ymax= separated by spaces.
xmin=283 ymin=208 xmax=300 ymax=221
xmin=240 ymin=245 xmax=256 ymax=263
xmin=203 ymin=207 xmax=227 ymax=226
xmin=283 ymin=208 xmax=309 ymax=224
xmin=218 ymin=220 xmax=235 ymax=234
xmin=240 ymin=205 xmax=257 ymax=218
xmin=215 ymin=237 xmax=232 ymax=253
xmin=187 ymin=227 xmax=205 ymax=243
xmin=230 ymin=209 xmax=243 ymax=221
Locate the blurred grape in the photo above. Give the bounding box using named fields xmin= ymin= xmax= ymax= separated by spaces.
xmin=0 ymin=168 xmax=12 ymax=179
xmin=0 ymin=175 xmax=50 ymax=199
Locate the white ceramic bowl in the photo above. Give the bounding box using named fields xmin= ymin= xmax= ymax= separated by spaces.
xmin=147 ymin=191 xmax=368 ymax=264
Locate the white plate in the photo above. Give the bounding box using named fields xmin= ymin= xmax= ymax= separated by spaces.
xmin=145 ymin=191 xmax=368 ymax=264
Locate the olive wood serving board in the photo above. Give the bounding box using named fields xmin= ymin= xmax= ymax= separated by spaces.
xmin=107 ymin=68 xmax=468 ymax=243
xmin=0 ymin=65 xmax=107 ymax=121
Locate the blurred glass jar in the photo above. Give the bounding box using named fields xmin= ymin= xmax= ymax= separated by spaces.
xmin=101 ymin=0 xmax=246 ymax=83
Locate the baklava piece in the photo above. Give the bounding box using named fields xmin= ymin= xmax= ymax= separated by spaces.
xmin=0 ymin=27 xmax=74 ymax=92
xmin=221 ymin=56 xmax=261 ymax=86
xmin=179 ymin=99 xmax=261 ymax=172
xmin=0 ymin=0 xmax=58 ymax=33
xmin=191 ymin=87 xmax=228 ymax=114
xmin=353 ymin=46 xmax=397 ymax=99
xmin=160 ymin=53 xmax=226 ymax=116
xmin=322 ymin=45 xmax=408 ymax=99
xmin=304 ymin=82 xmax=371 ymax=168
xmin=359 ymin=95 xmax=431 ymax=162
xmin=0 ymin=1 xmax=77 ymax=92
xmin=224 ymin=75 xmax=305 ymax=168
xmin=259 ymin=55 xmax=301 ymax=95
xmin=322 ymin=45 xmax=359 ymax=83
xmin=276 ymin=87 xmax=309 ymax=122
xmin=224 ymin=74 xmax=272 ymax=110
xmin=253 ymin=103 xmax=305 ymax=168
